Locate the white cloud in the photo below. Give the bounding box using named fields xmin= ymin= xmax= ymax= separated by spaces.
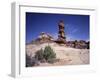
xmin=66 ymin=35 xmax=74 ymax=41
xmin=72 ymin=28 xmax=78 ymax=33
xmin=86 ymin=39 xmax=90 ymax=42
xmin=52 ymin=33 xmax=58 ymax=39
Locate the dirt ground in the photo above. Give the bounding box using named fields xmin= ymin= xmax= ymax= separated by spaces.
xmin=26 ymin=43 xmax=89 ymax=66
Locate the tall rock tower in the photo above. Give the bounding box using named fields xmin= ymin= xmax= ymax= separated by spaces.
xmin=57 ymin=20 xmax=66 ymax=44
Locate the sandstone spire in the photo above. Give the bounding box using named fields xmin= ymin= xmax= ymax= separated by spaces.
xmin=57 ymin=20 xmax=66 ymax=43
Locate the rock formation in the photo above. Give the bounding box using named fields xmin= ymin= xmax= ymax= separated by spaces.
xmin=31 ymin=32 xmax=54 ymax=44
xmin=30 ymin=20 xmax=89 ymax=49
xmin=56 ymin=20 xmax=66 ymax=44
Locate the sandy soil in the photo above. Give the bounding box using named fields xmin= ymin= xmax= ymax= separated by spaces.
xmin=26 ymin=42 xmax=89 ymax=66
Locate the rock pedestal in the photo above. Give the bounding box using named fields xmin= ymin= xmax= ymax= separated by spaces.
xmin=57 ymin=20 xmax=66 ymax=44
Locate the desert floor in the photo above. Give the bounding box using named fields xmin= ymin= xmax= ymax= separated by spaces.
xmin=26 ymin=42 xmax=89 ymax=66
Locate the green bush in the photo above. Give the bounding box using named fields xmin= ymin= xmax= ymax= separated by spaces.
xmin=35 ymin=48 xmax=46 ymax=63
xmin=43 ymin=45 xmax=56 ymax=62
xmin=26 ymin=54 xmax=32 ymax=67
xmin=34 ymin=45 xmax=56 ymax=63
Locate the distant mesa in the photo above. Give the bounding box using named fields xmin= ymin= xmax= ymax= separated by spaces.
xmin=31 ymin=32 xmax=54 ymax=44
xmin=36 ymin=32 xmax=54 ymax=42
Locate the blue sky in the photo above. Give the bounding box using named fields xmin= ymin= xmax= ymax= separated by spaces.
xmin=26 ymin=12 xmax=89 ymax=43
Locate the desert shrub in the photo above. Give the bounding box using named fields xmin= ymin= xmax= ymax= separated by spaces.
xmin=26 ymin=54 xmax=33 ymax=67
xmin=34 ymin=45 xmax=56 ymax=64
xmin=47 ymin=58 xmax=56 ymax=63
xmin=86 ymin=41 xmax=90 ymax=49
xmin=35 ymin=49 xmax=46 ymax=63
xmin=43 ymin=45 xmax=56 ymax=63
xmin=31 ymin=57 xmax=40 ymax=66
